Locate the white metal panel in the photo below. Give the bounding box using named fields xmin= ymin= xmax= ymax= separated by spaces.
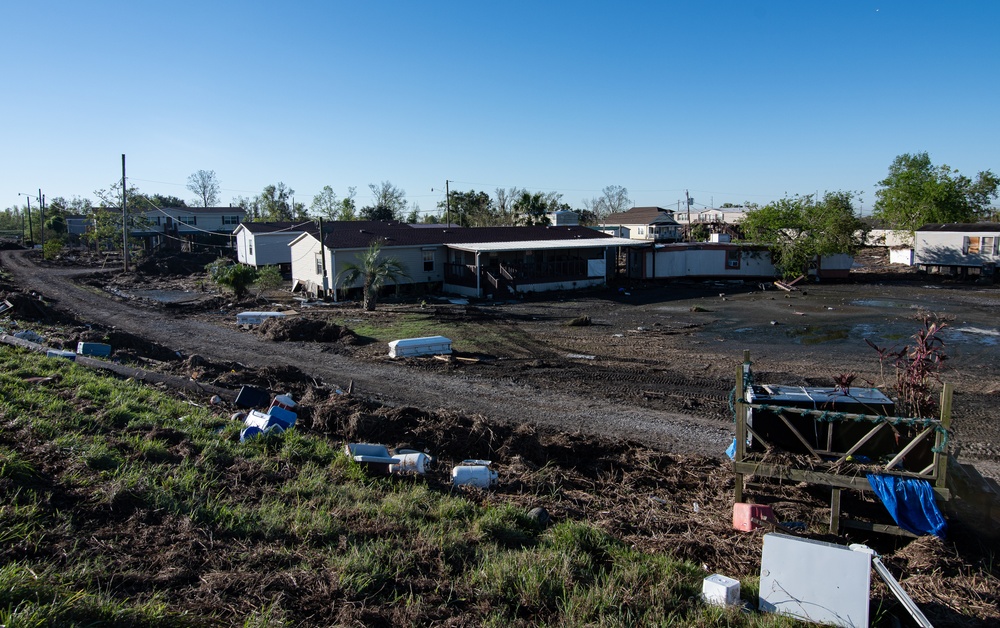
xmin=759 ymin=533 xmax=870 ymax=627
xmin=586 ymin=259 xmax=606 ymax=277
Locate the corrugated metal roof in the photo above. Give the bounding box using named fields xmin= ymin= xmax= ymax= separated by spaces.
xmin=916 ymin=223 xmax=1000 ymax=232
xmin=446 ymin=237 xmax=641 ymax=253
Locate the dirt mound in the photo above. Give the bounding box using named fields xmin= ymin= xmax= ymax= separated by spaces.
xmin=1 ymin=291 xmax=66 ymax=322
xmin=255 ymin=316 xmax=357 ymax=343
xmin=135 ymin=251 xmax=220 ymax=276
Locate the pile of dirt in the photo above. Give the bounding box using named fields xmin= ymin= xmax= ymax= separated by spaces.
xmin=254 ymin=316 xmax=357 ymax=343
xmin=0 ymin=291 xmax=69 ymax=323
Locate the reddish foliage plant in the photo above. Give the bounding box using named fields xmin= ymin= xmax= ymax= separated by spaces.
xmin=866 ymin=317 xmax=948 ymax=418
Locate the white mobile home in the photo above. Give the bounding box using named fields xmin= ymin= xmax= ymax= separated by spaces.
xmin=234 ymin=221 xmax=315 ymax=270
xmin=914 ymin=223 xmax=1000 ymax=279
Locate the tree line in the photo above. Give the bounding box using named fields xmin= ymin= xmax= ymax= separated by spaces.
xmin=2 ymin=153 xmax=996 ymax=266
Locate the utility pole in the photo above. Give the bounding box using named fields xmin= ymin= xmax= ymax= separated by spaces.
xmin=24 ymin=196 xmax=34 ymax=244
xmin=445 ymin=179 xmax=451 ymax=227
xmin=39 ymin=189 xmax=45 ymax=250
xmin=318 ymin=217 xmax=330 ymax=300
xmin=122 ymin=154 xmax=129 ymax=272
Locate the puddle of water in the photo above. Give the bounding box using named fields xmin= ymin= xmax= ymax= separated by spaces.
xmin=130 ymin=289 xmax=199 ymax=303
xmin=850 ymin=299 xmax=917 ymax=309
xmin=786 ymin=326 xmax=851 ymax=345
xmin=733 ymin=327 xmax=753 ymax=333
xmin=945 ymin=327 xmax=1000 ymax=347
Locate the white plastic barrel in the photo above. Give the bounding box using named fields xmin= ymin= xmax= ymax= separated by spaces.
xmin=452 ymin=465 xmax=497 ymax=488
xmin=391 ymin=452 xmax=429 ymax=475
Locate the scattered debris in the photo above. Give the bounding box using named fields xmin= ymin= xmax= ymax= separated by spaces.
xmin=566 ymin=315 xmax=592 ymax=327
xmin=76 ymin=341 xmax=111 ymax=357
xmin=13 ymin=330 xmax=45 ymax=343
xmin=566 ymin=353 xmax=596 ymax=360
xmin=235 ymin=385 xmax=270 ymax=409
xmin=733 ymin=503 xmax=776 ymax=532
xmin=850 ymin=544 xmax=934 ymax=628
xmin=45 ymin=349 xmax=76 ymax=361
xmin=774 ymin=275 xmax=805 ymax=292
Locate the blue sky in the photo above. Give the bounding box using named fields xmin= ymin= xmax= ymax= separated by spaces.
xmin=2 ymin=1 xmax=998 ymax=217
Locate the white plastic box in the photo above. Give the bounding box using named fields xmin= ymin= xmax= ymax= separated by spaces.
xmin=388 ymin=336 xmax=452 ymax=358
xmin=702 ymin=574 xmax=741 ymax=606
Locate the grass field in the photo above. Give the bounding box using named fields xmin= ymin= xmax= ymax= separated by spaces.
xmin=0 ymin=344 xmax=815 ymax=626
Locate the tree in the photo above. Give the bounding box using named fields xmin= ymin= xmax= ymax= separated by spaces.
xmin=239 ymin=183 xmax=305 ymax=222
xmin=493 ymin=187 xmax=520 ymax=226
xmin=311 ymin=186 xmax=339 ymax=220
xmin=741 ymin=192 xmax=866 ymax=278
xmin=583 ymin=185 xmax=632 ymax=221
xmin=252 ymin=265 xmax=284 ymax=298
xmin=187 ymin=170 xmax=221 ymax=207
xmin=873 ymin=152 xmax=1000 ymax=231
xmin=91 ymin=181 xmax=153 ymax=252
xmin=311 ymin=186 xmax=359 ymax=221
xmin=512 ymin=191 xmax=550 ymax=226
xmin=336 ymin=240 xmax=409 ymax=310
xmin=360 ymin=181 xmax=407 ymax=221
xmin=206 ymin=258 xmax=258 ymax=299
xmin=438 ymin=189 xmax=493 ymax=226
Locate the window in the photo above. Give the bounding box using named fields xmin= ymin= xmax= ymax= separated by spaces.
xmin=726 ymin=249 xmax=740 ymax=269
xmin=178 ymin=215 xmax=197 ymax=225
xmin=315 ymin=252 xmax=323 ymax=275
xmin=248 ymin=242 xmax=253 ymax=255
xmin=151 ymin=216 xmax=161 ymax=226
xmin=983 ymin=236 xmax=997 ymax=255
xmin=423 ymin=250 xmax=434 ymax=272
xmin=223 ymin=215 xmax=241 ymax=225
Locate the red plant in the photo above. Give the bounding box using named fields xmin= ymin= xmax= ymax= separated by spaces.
xmin=832 ymin=372 xmax=857 ymax=394
xmin=866 ymin=316 xmax=948 ymax=417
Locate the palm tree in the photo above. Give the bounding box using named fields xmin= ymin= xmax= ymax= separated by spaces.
xmin=336 ymin=240 xmax=409 ymax=310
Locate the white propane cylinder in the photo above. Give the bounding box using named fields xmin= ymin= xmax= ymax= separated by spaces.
xmin=452 ymin=465 xmax=497 ymax=488
xmin=391 ymin=452 xmax=429 ymax=475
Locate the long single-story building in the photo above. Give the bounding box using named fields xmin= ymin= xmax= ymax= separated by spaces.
xmin=288 ymin=222 xmax=639 ymax=299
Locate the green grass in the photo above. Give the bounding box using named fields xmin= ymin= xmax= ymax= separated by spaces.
xmin=0 ymin=344 xmax=804 ymax=626
xmin=332 ymin=310 xmax=538 ymax=356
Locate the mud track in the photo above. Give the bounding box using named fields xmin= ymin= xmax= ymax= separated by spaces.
xmin=0 ymin=249 xmax=731 ymax=456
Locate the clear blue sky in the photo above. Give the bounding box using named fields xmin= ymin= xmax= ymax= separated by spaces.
xmin=2 ymin=1 xmax=998 ymax=217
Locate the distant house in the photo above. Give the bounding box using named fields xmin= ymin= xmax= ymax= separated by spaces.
xmin=599 ymin=207 xmax=681 ymax=242
xmin=627 ymin=243 xmax=852 ymax=281
xmin=547 ymin=210 xmax=579 ymax=226
xmin=135 ymin=206 xmax=246 ymax=253
xmin=288 ymin=221 xmax=638 ymax=299
xmin=914 ymin=223 xmax=1000 ymax=279
xmin=234 ymin=221 xmax=316 ymax=272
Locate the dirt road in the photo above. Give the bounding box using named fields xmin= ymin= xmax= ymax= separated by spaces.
xmin=0 ymin=249 xmax=732 ymax=456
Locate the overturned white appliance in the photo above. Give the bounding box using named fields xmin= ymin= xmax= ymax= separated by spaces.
xmin=388 ymin=335 xmax=452 ymax=359
xmin=236 ymin=311 xmax=287 ymax=325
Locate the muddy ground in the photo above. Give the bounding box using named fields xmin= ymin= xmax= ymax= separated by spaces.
xmin=2 ymin=246 xmax=1000 ymax=625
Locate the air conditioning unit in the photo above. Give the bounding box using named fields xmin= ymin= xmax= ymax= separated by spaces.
xmin=728 ymin=259 xmax=739 ymax=268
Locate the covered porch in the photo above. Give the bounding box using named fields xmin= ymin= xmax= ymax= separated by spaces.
xmin=442 ymin=237 xmax=638 ymax=298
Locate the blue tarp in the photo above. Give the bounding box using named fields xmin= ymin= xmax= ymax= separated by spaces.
xmin=867 ymin=473 xmax=947 ymax=538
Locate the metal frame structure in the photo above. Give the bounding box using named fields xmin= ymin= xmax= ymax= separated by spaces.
xmin=732 ymin=351 xmax=952 ymax=536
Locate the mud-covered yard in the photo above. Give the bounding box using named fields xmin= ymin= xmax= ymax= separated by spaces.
xmin=2 ymin=245 xmax=999 ymax=625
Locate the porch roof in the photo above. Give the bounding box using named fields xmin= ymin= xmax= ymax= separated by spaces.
xmin=445 ymin=237 xmax=641 ymax=254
